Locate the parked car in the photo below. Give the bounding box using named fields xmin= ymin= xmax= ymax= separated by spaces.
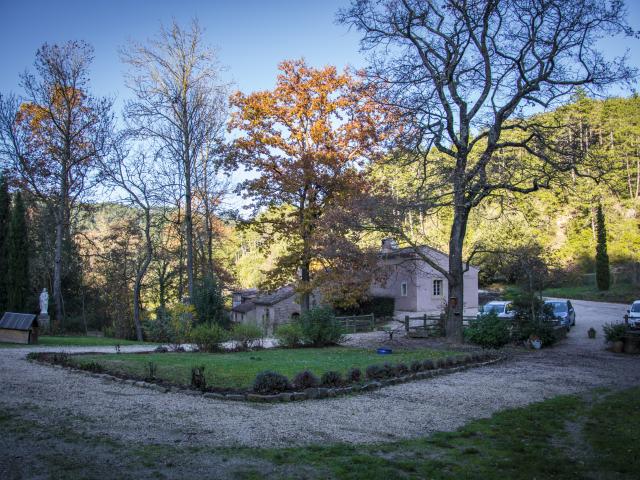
xmin=625 ymin=300 xmax=640 ymax=328
xmin=478 ymin=301 xmax=515 ymax=320
xmin=543 ymin=300 xmax=575 ymax=328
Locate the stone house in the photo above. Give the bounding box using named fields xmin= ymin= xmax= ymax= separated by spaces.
xmin=371 ymin=239 xmax=479 ymax=316
xmin=231 ymin=285 xmax=321 ymax=334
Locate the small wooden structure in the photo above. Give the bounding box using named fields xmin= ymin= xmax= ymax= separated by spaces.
xmin=0 ymin=312 xmax=39 ymax=344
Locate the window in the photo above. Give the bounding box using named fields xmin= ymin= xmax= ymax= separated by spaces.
xmin=433 ymin=279 xmax=443 ymax=296
xmin=401 ymin=282 xmax=408 ymax=297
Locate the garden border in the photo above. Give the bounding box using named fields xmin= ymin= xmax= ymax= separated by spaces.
xmin=27 ymin=352 xmax=505 ymax=403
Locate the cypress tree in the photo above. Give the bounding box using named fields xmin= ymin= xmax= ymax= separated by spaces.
xmin=7 ymin=191 xmax=29 ymax=311
xmin=0 ymin=174 xmax=10 ymax=312
xmin=595 ymin=203 xmax=610 ymax=291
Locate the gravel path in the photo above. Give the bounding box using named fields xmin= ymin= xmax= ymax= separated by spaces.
xmin=1 ymin=299 xmax=639 ymax=448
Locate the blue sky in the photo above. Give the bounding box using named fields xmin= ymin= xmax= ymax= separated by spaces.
xmin=1 ymin=0 xmax=639 ymax=209
xmin=2 ymin=0 xmax=639 ymax=101
xmin=0 ymin=0 xmax=364 ymax=101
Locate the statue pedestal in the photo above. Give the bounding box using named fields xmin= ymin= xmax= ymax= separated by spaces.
xmin=38 ymin=314 xmax=50 ymax=334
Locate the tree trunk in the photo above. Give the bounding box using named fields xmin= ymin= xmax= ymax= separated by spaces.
xmin=445 ymin=205 xmax=469 ymax=343
xmin=53 ymin=217 xmax=64 ymax=330
xmin=300 ymin=262 xmax=311 ymax=313
xmin=132 ymin=211 xmax=153 ymax=342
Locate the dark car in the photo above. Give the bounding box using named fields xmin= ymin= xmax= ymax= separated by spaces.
xmin=544 ymin=300 xmax=576 ymax=328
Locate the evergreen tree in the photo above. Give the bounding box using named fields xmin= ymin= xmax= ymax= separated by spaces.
xmin=7 ymin=192 xmax=29 ymax=311
xmin=0 ymin=174 xmax=10 ymax=312
xmin=595 ymin=204 xmax=610 ymax=291
xmin=192 ymin=273 xmax=227 ymax=327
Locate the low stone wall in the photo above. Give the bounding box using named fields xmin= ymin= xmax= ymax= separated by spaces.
xmin=30 ymin=354 xmax=504 ymax=403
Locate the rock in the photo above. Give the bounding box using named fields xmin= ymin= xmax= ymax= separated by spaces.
xmin=224 ymin=394 xmax=246 ymax=401
xmin=203 ymin=392 xmax=226 ymax=400
xmin=278 ymin=392 xmax=294 ymax=402
xmin=292 ymin=392 xmax=307 ymax=401
xmin=361 ymin=381 xmax=381 ymax=391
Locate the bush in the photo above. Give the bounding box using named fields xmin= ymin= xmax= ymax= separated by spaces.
xmin=421 ymin=359 xmax=435 ymax=370
xmin=298 ymin=307 xmax=345 ymax=347
xmin=320 ymin=370 xmax=343 ymax=387
xmin=603 ymin=322 xmax=628 ymax=342
xmin=192 ymin=273 xmax=228 ymax=328
xmin=410 ymin=360 xmax=422 ymax=373
xmin=275 ymin=322 xmax=304 ymax=348
xmin=143 ymin=304 xmax=195 ymax=347
xmin=191 ymin=365 xmax=206 ymax=390
xmin=253 ymin=371 xmax=290 ymax=394
xmin=516 ymin=319 xmax=558 ymax=348
xmin=337 ymin=296 xmax=395 ymax=319
xmin=395 ymin=363 xmax=409 ymax=376
xmin=82 ymin=361 xmax=104 ymax=373
xmin=293 ymin=370 xmax=320 ymax=390
xmin=231 ymin=323 xmax=263 ymax=350
xmin=465 ymin=312 xmax=511 ymax=349
xmin=346 ymin=367 xmax=362 ymax=383
xmin=382 ymin=362 xmax=395 ymax=378
xmin=365 ymin=364 xmax=385 ymax=380
xmin=190 ymin=323 xmax=229 ymax=352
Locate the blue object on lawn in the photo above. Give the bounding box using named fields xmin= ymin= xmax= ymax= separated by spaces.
xmin=377 ymin=348 xmax=392 ymax=355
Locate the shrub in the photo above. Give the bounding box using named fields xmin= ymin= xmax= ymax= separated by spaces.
xmin=603 ymin=322 xmax=628 ymax=342
xmin=293 ymin=370 xmax=320 ymax=390
xmin=190 ymin=323 xmax=228 ymax=352
xmin=410 ymin=360 xmax=422 ymax=373
xmin=346 ymin=367 xmax=362 ymax=383
xmin=191 ymin=365 xmax=207 ymax=390
xmin=147 ymin=361 xmax=157 ymax=380
xmin=298 ymin=307 xmax=345 ymax=347
xmin=82 ymin=361 xmax=104 ymax=373
xmin=395 ymin=363 xmax=409 ymax=376
xmin=231 ymin=323 xmax=263 ymax=350
xmin=253 ymin=371 xmax=290 ymax=394
xmin=192 ymin=273 xmax=228 ymax=327
xmin=421 ymin=359 xmax=435 ymax=370
xmin=143 ymin=304 xmax=195 ymax=347
xmin=365 ymin=364 xmax=385 ymax=380
xmin=382 ymin=362 xmax=395 ymax=378
xmin=465 ymin=312 xmax=511 ymax=349
xmin=516 ymin=319 xmax=558 ymax=348
xmin=320 ymin=370 xmax=343 ymax=387
xmin=275 ymin=322 xmax=304 ymax=348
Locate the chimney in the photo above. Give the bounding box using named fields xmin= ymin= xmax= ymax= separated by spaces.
xmin=381 ymin=238 xmax=397 ymax=253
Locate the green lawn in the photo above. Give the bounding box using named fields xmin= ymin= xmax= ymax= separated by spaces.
xmin=543 ymin=283 xmax=637 ymax=304
xmin=236 ymin=386 xmax=640 ymax=479
xmin=0 ymin=335 xmax=153 ymax=348
xmin=71 ymin=347 xmax=458 ymax=390
xmin=2 ymin=386 xmax=638 ymax=478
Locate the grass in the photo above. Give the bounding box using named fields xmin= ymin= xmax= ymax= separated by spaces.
xmin=542 ymin=283 xmax=637 ymax=304
xmin=2 ymin=386 xmax=639 ymax=479
xmin=70 ymin=346 xmax=458 ymax=390
xmin=0 ymin=335 xmax=153 ymax=348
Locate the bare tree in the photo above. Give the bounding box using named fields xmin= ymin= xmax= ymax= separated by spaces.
xmin=0 ymin=41 xmax=112 ymax=328
xmin=340 ymin=0 xmax=637 ymax=341
xmin=121 ymin=19 xmax=228 ymax=302
xmin=99 ymin=139 xmax=163 ymax=340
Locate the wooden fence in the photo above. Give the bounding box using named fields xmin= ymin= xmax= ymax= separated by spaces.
xmin=403 ymin=314 xmax=478 ymax=338
xmin=335 ymin=314 xmax=376 ymax=333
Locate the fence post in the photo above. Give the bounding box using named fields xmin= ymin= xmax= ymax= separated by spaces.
xmin=404 ymin=315 xmax=409 ymax=332
xmin=423 ymin=314 xmax=427 ymax=329
xmin=370 ymin=314 xmax=375 ymax=332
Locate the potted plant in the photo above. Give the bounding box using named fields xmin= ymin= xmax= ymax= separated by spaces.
xmin=603 ymin=322 xmax=627 ymax=353
xmin=588 ymin=327 xmax=596 ymax=339
xmin=529 ymin=334 xmax=542 ymax=350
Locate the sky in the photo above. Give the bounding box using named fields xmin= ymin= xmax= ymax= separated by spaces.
xmin=0 ymin=0 xmax=365 ymax=102
xmin=1 ymin=0 xmax=639 ymax=208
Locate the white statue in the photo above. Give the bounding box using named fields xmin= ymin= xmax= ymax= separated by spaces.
xmin=39 ymin=288 xmax=49 ymax=315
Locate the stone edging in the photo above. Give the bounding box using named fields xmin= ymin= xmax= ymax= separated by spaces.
xmin=29 ymin=355 xmax=505 ymax=403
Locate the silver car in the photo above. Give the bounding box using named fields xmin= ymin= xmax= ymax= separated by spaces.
xmin=478 ymin=301 xmax=515 ymax=319
xmin=626 ymin=300 xmax=640 ymax=328
xmin=544 ymin=300 xmax=576 ymax=328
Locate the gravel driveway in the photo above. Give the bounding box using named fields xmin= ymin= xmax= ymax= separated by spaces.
xmin=1 ymin=299 xmax=638 ymax=448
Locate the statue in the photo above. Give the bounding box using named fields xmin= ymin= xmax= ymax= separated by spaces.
xmin=39 ymin=288 xmax=49 ymax=315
